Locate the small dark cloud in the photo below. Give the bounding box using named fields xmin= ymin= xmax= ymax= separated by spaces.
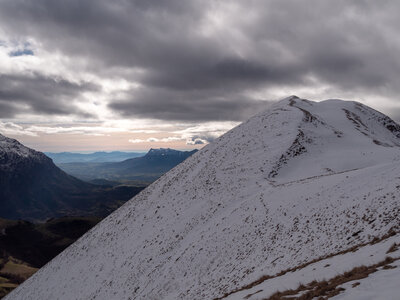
xmin=0 ymin=73 xmax=99 ymax=118
xmin=9 ymin=49 xmax=34 ymax=56
xmin=186 ymin=135 xmax=215 ymax=145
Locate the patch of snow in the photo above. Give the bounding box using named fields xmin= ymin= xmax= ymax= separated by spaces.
xmin=226 ymin=234 xmax=400 ymax=300
xmin=332 ymin=259 xmax=400 ymax=300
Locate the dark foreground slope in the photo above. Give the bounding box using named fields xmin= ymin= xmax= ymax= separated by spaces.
xmin=0 ymin=134 xmax=144 ymax=220
xmin=0 ymin=217 xmax=101 ymax=298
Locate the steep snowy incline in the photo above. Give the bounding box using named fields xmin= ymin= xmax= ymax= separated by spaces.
xmin=7 ymin=96 xmax=400 ymax=299
xmin=0 ymin=133 xmax=48 ymax=168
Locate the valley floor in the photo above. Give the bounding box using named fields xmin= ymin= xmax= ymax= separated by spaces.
xmin=0 ymin=217 xmax=101 ymax=299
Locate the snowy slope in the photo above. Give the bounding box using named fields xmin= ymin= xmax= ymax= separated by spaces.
xmin=6 ymin=96 xmax=400 ymax=299
xmin=332 ymin=251 xmax=400 ymax=300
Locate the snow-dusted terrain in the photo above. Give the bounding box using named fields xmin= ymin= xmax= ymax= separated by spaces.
xmin=6 ymin=96 xmax=400 ymax=299
xmin=0 ymin=133 xmax=48 ymax=168
xmin=225 ymin=232 xmax=400 ymax=300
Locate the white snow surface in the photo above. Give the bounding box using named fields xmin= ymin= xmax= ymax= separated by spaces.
xmin=332 ymin=255 xmax=400 ymax=300
xmin=6 ymin=96 xmax=400 ymax=300
xmin=226 ymin=233 xmax=400 ymax=300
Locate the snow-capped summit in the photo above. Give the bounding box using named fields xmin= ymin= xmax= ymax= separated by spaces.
xmin=0 ymin=133 xmax=47 ymax=168
xmin=262 ymin=96 xmax=400 ymax=183
xmin=7 ymin=97 xmax=400 ymax=299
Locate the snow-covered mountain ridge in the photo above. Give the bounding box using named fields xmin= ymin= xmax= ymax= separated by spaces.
xmin=0 ymin=133 xmax=48 ymax=169
xmin=7 ymin=96 xmax=400 ymax=299
xmin=266 ymin=97 xmax=400 ymax=182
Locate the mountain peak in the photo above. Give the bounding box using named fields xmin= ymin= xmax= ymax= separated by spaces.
xmin=147 ymin=147 xmax=175 ymax=154
xmin=145 ymin=148 xmax=197 ymax=157
xmin=0 ymin=133 xmax=47 ymax=165
xmin=8 ymin=98 xmax=400 ymax=300
xmin=255 ymin=97 xmax=400 ymax=183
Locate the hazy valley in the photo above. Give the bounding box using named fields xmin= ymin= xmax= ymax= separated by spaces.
xmin=55 ymin=148 xmax=198 ymax=184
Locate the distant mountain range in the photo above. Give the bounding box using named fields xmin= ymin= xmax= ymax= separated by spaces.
xmin=45 ymin=151 xmax=145 ymax=163
xmin=0 ymin=135 xmax=197 ymax=221
xmin=57 ymin=148 xmax=198 ymax=183
xmin=0 ymin=134 xmax=145 ymax=221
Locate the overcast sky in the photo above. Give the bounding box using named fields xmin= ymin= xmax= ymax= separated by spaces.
xmin=1 ymin=0 xmax=400 ymax=151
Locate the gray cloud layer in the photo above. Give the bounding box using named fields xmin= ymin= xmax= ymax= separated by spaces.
xmin=0 ymin=0 xmax=400 ymax=121
xmin=0 ymin=73 xmax=98 ymax=117
xmin=110 ymin=87 xmax=271 ymax=121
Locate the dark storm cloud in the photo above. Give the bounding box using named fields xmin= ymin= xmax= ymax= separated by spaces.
xmin=0 ymin=73 xmax=98 ymax=117
xmin=0 ymin=102 xmax=18 ymax=118
xmin=0 ymin=0 xmax=400 ymax=121
xmin=142 ymin=56 xmax=305 ymax=91
xmin=0 ymin=0 xmax=206 ymax=69
xmin=110 ymin=87 xmax=271 ymax=122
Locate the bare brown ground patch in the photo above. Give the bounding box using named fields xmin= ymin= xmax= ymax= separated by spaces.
xmin=214 ymin=228 xmax=398 ymax=300
xmin=261 ymin=256 xmax=399 ymax=300
xmin=386 ymin=242 xmax=399 ymax=254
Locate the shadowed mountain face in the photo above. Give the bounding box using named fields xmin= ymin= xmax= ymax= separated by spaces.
xmin=113 ymin=148 xmax=199 ymax=174
xmin=57 ymin=148 xmax=198 ymax=183
xmin=0 ymin=134 xmax=144 ymax=221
